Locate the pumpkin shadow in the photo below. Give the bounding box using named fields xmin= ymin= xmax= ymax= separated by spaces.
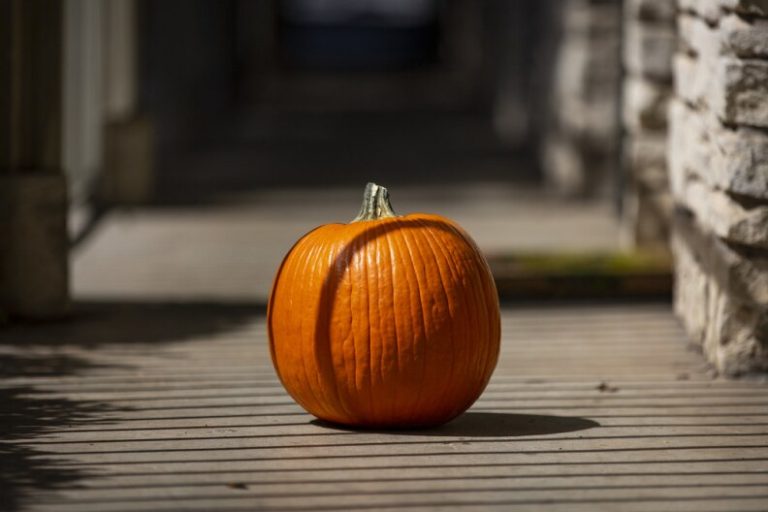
xmin=310 ymin=411 xmax=599 ymax=437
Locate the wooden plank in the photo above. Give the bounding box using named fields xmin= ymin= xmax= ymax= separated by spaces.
xmin=3 ymin=304 xmax=768 ymax=512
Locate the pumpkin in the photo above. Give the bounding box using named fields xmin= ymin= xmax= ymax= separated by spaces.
xmin=268 ymin=183 xmax=500 ymax=427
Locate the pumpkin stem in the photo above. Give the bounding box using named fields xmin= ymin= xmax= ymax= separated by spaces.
xmin=351 ymin=182 xmax=398 ymax=222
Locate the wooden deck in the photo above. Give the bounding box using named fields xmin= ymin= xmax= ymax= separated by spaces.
xmin=3 ymin=190 xmax=768 ymax=511
xmin=3 ymin=302 xmax=768 ymax=512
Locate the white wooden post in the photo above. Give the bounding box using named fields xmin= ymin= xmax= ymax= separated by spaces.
xmin=100 ymin=0 xmax=154 ymax=204
xmin=0 ymin=0 xmax=69 ymax=319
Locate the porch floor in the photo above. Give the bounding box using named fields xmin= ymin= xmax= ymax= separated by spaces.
xmin=2 ymin=186 xmax=767 ymax=511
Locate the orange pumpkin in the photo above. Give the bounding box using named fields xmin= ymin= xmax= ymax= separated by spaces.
xmin=268 ymin=183 xmax=500 ymax=427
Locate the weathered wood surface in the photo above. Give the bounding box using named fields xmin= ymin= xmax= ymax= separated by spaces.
xmin=2 ymin=302 xmax=768 ymax=512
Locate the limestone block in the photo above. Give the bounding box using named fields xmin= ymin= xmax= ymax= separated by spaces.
xmin=625 ymin=133 xmax=669 ymax=189
xmin=100 ymin=115 xmax=154 ymax=204
xmin=677 ymin=0 xmax=720 ymax=21
xmin=673 ymin=224 xmax=768 ymax=376
xmin=546 ymin=0 xmax=621 ymax=198
xmin=716 ymin=57 xmax=768 ymax=128
xmin=721 ymin=0 xmax=768 ymax=16
xmin=679 ymin=14 xmax=768 ymax=60
xmin=0 ymin=173 xmax=69 ymax=318
xmin=626 ymin=0 xmax=677 ymax=22
xmin=675 ymin=208 xmax=768 ymax=305
xmin=672 ymin=228 xmax=710 ymax=344
xmin=721 ymin=14 xmax=768 ymax=58
xmin=679 ymin=0 xmax=768 ymax=21
xmin=712 ymin=125 xmax=768 ymax=199
xmin=668 ymin=100 xmax=702 ymax=198
xmin=704 ymin=285 xmax=768 ymax=376
xmin=675 ymin=53 xmax=768 ymax=128
xmin=554 ymin=0 xmax=622 ymax=145
xmin=542 ymin=134 xmax=586 ymax=196
xmin=678 ymin=14 xmax=723 ymax=60
xmin=624 ymin=22 xmax=677 ymax=80
xmin=666 ymin=103 xmax=703 ymax=192
xmin=555 ymin=31 xmax=621 ymax=143
xmin=623 ymin=76 xmax=672 ymax=131
xmin=561 ymin=96 xmax=620 ymax=144
xmin=543 ymin=132 xmax=613 ymax=198
xmin=673 ymin=53 xmax=712 ymax=109
xmin=669 ymin=100 xmax=768 ymax=199
xmin=623 ymin=187 xmax=672 ymax=251
xmin=557 ymin=32 xmax=621 ymax=100
xmin=564 ymin=0 xmax=622 ymax=35
xmin=677 ymin=179 xmax=768 ymax=248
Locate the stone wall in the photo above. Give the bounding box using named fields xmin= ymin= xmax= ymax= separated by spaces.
xmin=542 ymin=0 xmax=622 ymax=197
xmin=670 ymin=0 xmax=768 ymax=375
xmin=621 ymin=0 xmax=676 ymax=252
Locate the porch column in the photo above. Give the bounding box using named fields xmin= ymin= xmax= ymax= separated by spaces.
xmin=100 ymin=0 xmax=153 ymax=204
xmin=620 ymin=0 xmax=676 ymax=254
xmin=0 ymin=0 xmax=69 ymax=319
xmin=541 ymin=0 xmax=623 ymax=198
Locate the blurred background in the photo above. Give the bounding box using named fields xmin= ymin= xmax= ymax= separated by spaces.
xmin=80 ymin=0 xmax=553 ymax=198
xmin=60 ymin=0 xmax=634 ymax=303
xmin=3 ymin=2 xmax=768 ymax=510
xmin=2 ymin=0 xmax=767 ymax=375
